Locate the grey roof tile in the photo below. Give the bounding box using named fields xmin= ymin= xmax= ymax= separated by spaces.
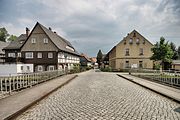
xmin=38 ymin=23 xmax=79 ymax=56
xmin=3 ymin=34 xmax=27 ymax=50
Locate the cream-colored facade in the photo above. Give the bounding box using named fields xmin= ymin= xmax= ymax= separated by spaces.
xmin=109 ymin=30 xmax=153 ymax=70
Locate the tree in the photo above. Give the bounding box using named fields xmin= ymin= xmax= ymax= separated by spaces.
xmin=97 ymin=50 xmax=103 ymax=68
xmin=150 ymin=37 xmax=173 ymax=70
xmin=170 ymin=42 xmax=178 ymax=60
xmin=8 ymin=35 xmax=17 ymax=41
xmin=178 ymin=46 xmax=180 ymax=59
xmin=0 ymin=27 xmax=9 ymax=42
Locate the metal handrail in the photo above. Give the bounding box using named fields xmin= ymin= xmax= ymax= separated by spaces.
xmin=130 ymin=69 xmax=180 ymax=88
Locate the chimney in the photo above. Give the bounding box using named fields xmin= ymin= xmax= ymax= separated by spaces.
xmin=26 ymin=27 xmax=30 ymax=37
xmin=49 ymin=27 xmax=52 ymax=31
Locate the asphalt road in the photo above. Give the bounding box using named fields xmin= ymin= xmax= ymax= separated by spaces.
xmin=16 ymin=70 xmax=180 ymax=120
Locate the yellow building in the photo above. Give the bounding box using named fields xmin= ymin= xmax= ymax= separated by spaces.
xmin=108 ymin=30 xmax=153 ymax=70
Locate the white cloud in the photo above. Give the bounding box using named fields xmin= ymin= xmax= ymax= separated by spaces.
xmin=1 ymin=0 xmax=180 ymax=56
xmin=0 ymin=22 xmax=24 ymax=36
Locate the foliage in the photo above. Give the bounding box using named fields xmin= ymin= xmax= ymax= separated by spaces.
xmin=170 ymin=42 xmax=178 ymax=60
xmin=150 ymin=37 xmax=173 ymax=70
xmin=96 ymin=49 xmax=103 ymax=68
xmin=153 ymin=64 xmax=160 ymax=70
xmin=70 ymin=65 xmax=80 ymax=73
xmin=0 ymin=27 xmax=9 ymax=42
xmin=178 ymin=46 xmax=180 ymax=59
xmin=100 ymin=66 xmax=112 ymax=72
xmin=8 ymin=35 xmax=17 ymax=41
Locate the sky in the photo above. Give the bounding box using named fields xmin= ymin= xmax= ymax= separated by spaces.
xmin=0 ymin=0 xmax=180 ymax=57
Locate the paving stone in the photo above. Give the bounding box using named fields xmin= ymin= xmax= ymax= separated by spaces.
xmin=16 ymin=70 xmax=180 ymax=120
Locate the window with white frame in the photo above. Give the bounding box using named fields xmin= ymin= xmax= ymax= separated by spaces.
xmin=25 ymin=52 xmax=33 ymax=59
xmin=8 ymin=53 xmax=15 ymax=57
xmin=129 ymin=38 xmax=133 ymax=44
xmin=37 ymin=65 xmax=43 ymax=72
xmin=17 ymin=52 xmax=21 ymax=57
xmin=21 ymin=66 xmax=23 ymax=71
xmin=43 ymin=38 xmax=48 ymax=43
xmin=136 ymin=38 xmax=140 ymax=44
xmin=37 ymin=52 xmax=42 ymax=58
xmin=27 ymin=66 xmax=30 ymax=71
xmin=48 ymin=65 xmax=54 ymax=71
xmin=48 ymin=52 xmax=53 ymax=58
xmin=31 ymin=38 xmax=36 ymax=43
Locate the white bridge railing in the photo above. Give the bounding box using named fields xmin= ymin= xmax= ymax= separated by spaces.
xmin=130 ymin=69 xmax=180 ymax=89
xmin=0 ymin=70 xmax=65 ymax=98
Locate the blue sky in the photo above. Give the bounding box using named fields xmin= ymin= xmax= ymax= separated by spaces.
xmin=0 ymin=0 xmax=180 ymax=57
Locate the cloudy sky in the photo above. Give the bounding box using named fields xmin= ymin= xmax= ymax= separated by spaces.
xmin=0 ymin=0 xmax=180 ymax=57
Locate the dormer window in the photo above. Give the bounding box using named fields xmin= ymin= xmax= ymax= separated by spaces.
xmin=44 ymin=38 xmax=48 ymax=43
xmin=20 ymin=40 xmax=24 ymax=44
xmin=136 ymin=38 xmax=140 ymax=44
xmin=66 ymin=46 xmax=75 ymax=52
xmin=129 ymin=38 xmax=133 ymax=44
xmin=31 ymin=38 xmax=36 ymax=43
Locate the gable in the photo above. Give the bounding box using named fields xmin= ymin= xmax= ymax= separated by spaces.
xmin=116 ymin=30 xmax=153 ymax=58
xmin=21 ymin=24 xmax=58 ymax=52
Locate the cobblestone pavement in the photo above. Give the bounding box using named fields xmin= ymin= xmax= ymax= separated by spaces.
xmin=16 ymin=70 xmax=180 ymax=120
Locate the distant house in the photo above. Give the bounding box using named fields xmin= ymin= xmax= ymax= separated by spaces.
xmin=0 ymin=41 xmax=9 ymax=63
xmin=107 ymin=30 xmax=153 ymax=70
xmin=102 ymin=53 xmax=109 ymax=68
xmin=90 ymin=57 xmax=97 ymax=65
xmin=80 ymin=54 xmax=92 ymax=67
xmin=3 ymin=22 xmax=80 ymax=72
xmin=171 ymin=60 xmax=180 ymax=70
xmin=3 ymin=31 xmax=28 ymax=63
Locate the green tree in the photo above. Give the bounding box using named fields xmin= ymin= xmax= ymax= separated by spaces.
xmin=8 ymin=35 xmax=17 ymax=41
xmin=170 ymin=42 xmax=178 ymax=60
xmin=150 ymin=37 xmax=173 ymax=70
xmin=0 ymin=27 xmax=9 ymax=42
xmin=178 ymin=46 xmax=180 ymax=59
xmin=97 ymin=50 xmax=103 ymax=68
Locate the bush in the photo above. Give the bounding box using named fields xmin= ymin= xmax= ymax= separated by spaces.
xmin=100 ymin=67 xmax=112 ymax=72
xmin=153 ymin=64 xmax=160 ymax=70
xmin=70 ymin=65 xmax=80 ymax=73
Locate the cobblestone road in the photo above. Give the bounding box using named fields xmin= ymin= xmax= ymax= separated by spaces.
xmin=16 ymin=70 xmax=180 ymax=120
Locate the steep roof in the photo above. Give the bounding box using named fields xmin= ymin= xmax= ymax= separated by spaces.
xmin=3 ymin=34 xmax=27 ymax=50
xmin=117 ymin=29 xmax=153 ymax=46
xmin=0 ymin=41 xmax=9 ymax=54
xmin=37 ymin=23 xmax=79 ymax=56
xmin=81 ymin=53 xmax=91 ymax=62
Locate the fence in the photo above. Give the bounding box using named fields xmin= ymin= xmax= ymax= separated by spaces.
xmin=130 ymin=69 xmax=180 ymax=89
xmin=0 ymin=70 xmax=65 ymax=98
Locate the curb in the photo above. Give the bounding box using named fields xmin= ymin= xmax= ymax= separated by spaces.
xmin=4 ymin=75 xmax=78 ymax=120
xmin=117 ymin=74 xmax=180 ymax=103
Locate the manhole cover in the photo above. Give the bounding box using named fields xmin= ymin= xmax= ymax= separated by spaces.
xmin=174 ymin=107 xmax=180 ymax=113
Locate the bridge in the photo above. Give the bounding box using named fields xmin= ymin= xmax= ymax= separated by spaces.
xmin=0 ymin=70 xmax=180 ymax=120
